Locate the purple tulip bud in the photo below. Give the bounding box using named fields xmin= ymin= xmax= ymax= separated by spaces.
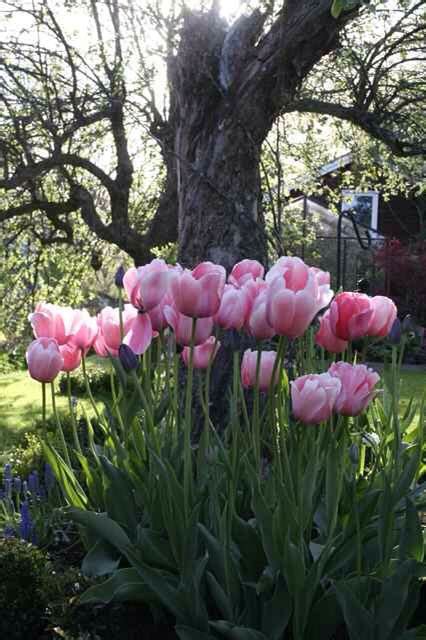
xmin=119 ymin=343 xmax=139 ymax=372
xmin=402 ymin=314 xmax=415 ymax=333
xmin=388 ymin=317 xmax=402 ymax=345
xmin=114 ymin=265 xmax=125 ymax=289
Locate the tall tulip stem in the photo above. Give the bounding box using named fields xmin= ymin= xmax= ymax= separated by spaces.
xmin=184 ymin=317 xmax=197 ymax=521
xmin=50 ymin=381 xmax=71 ymax=467
xmin=41 ymin=382 xmax=47 ymax=440
xmin=66 ymin=372 xmax=83 ymax=455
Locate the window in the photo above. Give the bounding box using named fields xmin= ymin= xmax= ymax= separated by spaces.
xmin=341 ymin=190 xmax=379 ymax=232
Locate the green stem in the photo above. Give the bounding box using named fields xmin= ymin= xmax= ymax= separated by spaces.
xmin=50 ymin=381 xmax=71 ymax=467
xmin=41 ymin=382 xmax=47 ymax=441
xmin=253 ymin=348 xmax=262 ymax=472
xmin=183 ymin=318 xmax=197 ymax=522
xmin=131 ymin=369 xmax=155 ymax=437
xmin=67 ymin=372 xmax=83 ymax=455
xmin=81 ymin=353 xmax=102 ymax=423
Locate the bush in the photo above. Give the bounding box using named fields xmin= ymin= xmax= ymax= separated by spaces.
xmin=58 ymin=365 xmax=110 ymax=396
xmin=0 ymin=539 xmax=50 ymax=638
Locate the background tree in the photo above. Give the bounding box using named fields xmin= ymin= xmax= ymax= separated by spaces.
xmin=0 ymin=0 xmax=424 ymax=278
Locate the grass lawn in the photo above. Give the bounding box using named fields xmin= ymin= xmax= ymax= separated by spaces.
xmin=0 ymin=365 xmax=424 ymax=455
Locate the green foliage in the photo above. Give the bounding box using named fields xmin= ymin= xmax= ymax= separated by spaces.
xmin=58 ymin=366 xmax=111 ymax=396
xmin=0 ymin=539 xmax=51 ymax=639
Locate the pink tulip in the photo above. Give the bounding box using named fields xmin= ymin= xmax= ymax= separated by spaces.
xmin=148 ymin=293 xmax=174 ymax=332
xmin=68 ymin=310 xmax=98 ymax=352
xmin=329 ymin=292 xmax=374 ymax=341
xmin=123 ymin=259 xmax=169 ymax=312
xmin=29 ymin=303 xmax=75 ymax=345
xmin=310 ymin=267 xmax=334 ymax=313
xmin=26 ymin=338 xmax=64 ymax=383
xmin=315 ymin=310 xmax=348 ymax=354
xmin=241 ymin=349 xmax=278 ymax=392
xmin=246 ymin=290 xmax=275 ymax=340
xmin=367 ymin=296 xmax=397 ymax=338
xmin=291 ymin=373 xmax=341 ymax=424
xmin=228 ymin=259 xmax=265 ymax=287
xmin=329 ymin=362 xmax=380 ymax=416
xmin=59 ymin=343 xmax=82 ymax=372
xmin=214 ymin=284 xmax=250 ymax=330
xmin=265 ymin=257 xmax=318 ymax=338
xmin=164 ymin=305 xmax=213 ymax=346
xmin=182 ymin=337 xmax=220 ymax=369
xmin=123 ymin=313 xmax=153 ymax=355
xmin=94 ymin=305 xmax=138 ymax=357
xmin=170 ymin=261 xmax=226 ymax=318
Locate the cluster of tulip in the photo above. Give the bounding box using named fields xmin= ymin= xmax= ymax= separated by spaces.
xmin=25 ymin=256 xmax=397 ymax=424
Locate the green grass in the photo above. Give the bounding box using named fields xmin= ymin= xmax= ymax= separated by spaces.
xmin=398 ymin=370 xmax=426 ymax=419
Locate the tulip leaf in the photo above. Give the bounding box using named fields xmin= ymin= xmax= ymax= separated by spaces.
xmin=261 ymin=576 xmax=292 ymax=640
xmin=209 ymin=621 xmax=269 ymax=640
xmin=69 ymin=508 xmax=132 ymax=558
xmin=304 ymin=589 xmax=342 ymax=640
xmin=82 ymin=539 xmax=121 ymax=577
xmin=79 ymin=567 xmax=155 ymax=605
xmin=206 ymin=570 xmax=233 ymax=621
xmin=42 ymin=442 xmax=88 ymax=509
xmin=176 ymin=627 xmax=214 ymax=640
xmin=399 ymin=498 xmax=424 ymax=563
xmin=376 ymin=560 xmax=420 ymax=640
xmin=394 ymin=446 xmax=421 ymax=504
xmin=99 ymin=456 xmax=138 ymax=533
xmin=331 ymin=0 xmax=344 ymax=18
xmin=334 ymin=581 xmax=375 ymax=640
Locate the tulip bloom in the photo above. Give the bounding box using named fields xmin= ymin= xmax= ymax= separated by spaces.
xmin=29 ymin=303 xmax=75 ymax=345
xmin=329 ymin=292 xmax=373 ymax=341
xmin=148 ymin=293 xmax=174 ymax=332
xmin=228 ymin=259 xmax=265 ymax=287
xmin=241 ymin=349 xmax=278 ymax=392
xmin=367 ymin=296 xmax=397 ymax=338
xmin=315 ymin=310 xmax=348 ymax=354
xmin=265 ymin=257 xmax=320 ymax=338
xmin=291 ymin=373 xmax=341 ymax=424
xmin=123 ymin=313 xmax=153 ymax=355
xmin=26 ymin=338 xmax=64 ymax=383
xmin=246 ymin=290 xmax=275 ymax=340
xmin=59 ymin=343 xmax=82 ymax=372
xmin=94 ymin=305 xmax=138 ymax=357
xmin=164 ymin=305 xmax=213 ymax=346
xmin=329 ymin=362 xmax=380 ymax=416
xmin=171 ymin=262 xmax=226 ymax=318
xmin=214 ymin=284 xmax=250 ymax=330
xmin=123 ymin=259 xmax=169 ymax=312
xmin=69 ymin=310 xmax=98 ymax=352
xmin=182 ymin=337 xmax=220 ymax=369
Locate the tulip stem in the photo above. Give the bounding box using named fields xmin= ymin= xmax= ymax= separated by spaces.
xmin=67 ymin=372 xmax=83 ymax=456
xmin=41 ymin=382 xmax=47 ymax=441
xmin=81 ymin=353 xmax=102 ymax=424
xmin=253 ymin=348 xmax=262 ymax=472
xmin=50 ymin=381 xmax=71 ymax=467
xmin=183 ymin=317 xmax=197 ymax=522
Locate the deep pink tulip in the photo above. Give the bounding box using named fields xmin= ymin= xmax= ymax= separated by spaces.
xmin=246 ymin=290 xmax=275 ymax=340
xmin=123 ymin=259 xmax=169 ymax=312
xmin=182 ymin=337 xmax=220 ymax=369
xmin=123 ymin=313 xmax=153 ymax=355
xmin=26 ymin=338 xmax=64 ymax=383
xmin=59 ymin=343 xmax=82 ymax=372
xmin=29 ymin=303 xmax=75 ymax=345
xmin=94 ymin=305 xmax=138 ymax=357
xmin=315 ymin=310 xmax=348 ymax=354
xmin=329 ymin=292 xmax=374 ymax=341
xmin=265 ymin=257 xmax=319 ymax=338
xmin=164 ymin=305 xmax=213 ymax=346
xmin=170 ymin=261 xmax=226 ymax=318
xmin=241 ymin=349 xmax=278 ymax=392
xmin=214 ymin=284 xmax=250 ymax=330
xmin=329 ymin=362 xmax=380 ymax=416
xmin=69 ymin=310 xmax=98 ymax=352
xmin=228 ymin=259 xmax=265 ymax=287
xmin=291 ymin=373 xmax=341 ymax=424
xmin=368 ymin=296 xmax=397 ymax=338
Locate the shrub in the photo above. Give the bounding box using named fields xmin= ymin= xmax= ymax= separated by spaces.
xmin=0 ymin=539 xmax=50 ymax=638
xmin=58 ymin=365 xmax=110 ymax=396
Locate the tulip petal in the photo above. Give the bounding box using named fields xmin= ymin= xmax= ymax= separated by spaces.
xmin=124 ymin=313 xmax=153 ymax=355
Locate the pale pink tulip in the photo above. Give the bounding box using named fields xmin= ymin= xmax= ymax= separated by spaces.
xmin=29 ymin=303 xmax=75 ymax=345
xmin=26 ymin=338 xmax=64 ymax=383
xmin=123 ymin=259 xmax=169 ymax=312
xmin=182 ymin=337 xmax=220 ymax=369
xmin=241 ymin=349 xmax=278 ymax=392
xmin=148 ymin=292 xmax=174 ymax=332
xmin=69 ymin=310 xmax=98 ymax=352
xmin=246 ymin=290 xmax=275 ymax=340
xmin=329 ymin=362 xmax=380 ymax=416
xmin=164 ymin=305 xmax=213 ymax=346
xmin=367 ymin=296 xmax=397 ymax=338
xmin=123 ymin=313 xmax=153 ymax=355
xmin=170 ymin=261 xmax=226 ymax=318
xmin=94 ymin=305 xmax=138 ymax=357
xmin=266 ymin=257 xmax=319 ymax=338
xmin=214 ymin=284 xmax=250 ymax=330
xmin=310 ymin=267 xmax=334 ymax=313
xmin=329 ymin=292 xmax=373 ymax=341
xmin=291 ymin=373 xmax=341 ymax=424
xmin=228 ymin=259 xmax=265 ymax=287
xmin=315 ymin=310 xmax=348 ymax=354
xmin=59 ymin=343 xmax=82 ymax=372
